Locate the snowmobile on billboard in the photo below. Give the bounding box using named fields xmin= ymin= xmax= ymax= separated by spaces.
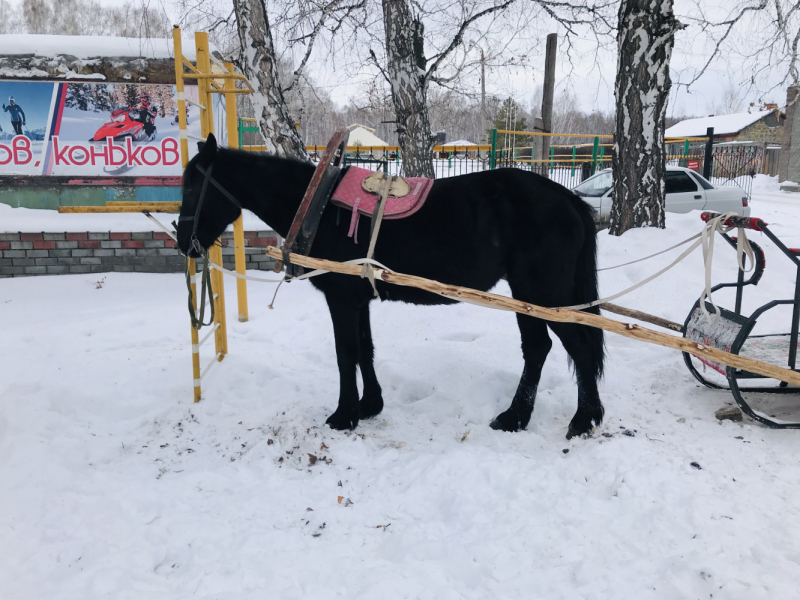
xmin=89 ymin=107 xmax=157 ymax=143
xmin=89 ymin=93 xmax=158 ymax=174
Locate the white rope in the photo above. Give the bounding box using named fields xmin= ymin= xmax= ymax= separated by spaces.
xmin=143 ymin=211 xmax=395 ymax=284
xmin=143 ymin=211 xmax=753 ymax=326
xmin=561 ymin=212 xmax=755 ymax=323
xmin=597 ymin=232 xmax=702 ymax=271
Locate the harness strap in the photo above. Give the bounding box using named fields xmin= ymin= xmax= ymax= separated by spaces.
xmin=196 ymin=164 xmax=242 ymax=209
xmin=361 ymin=173 xmax=393 ymax=296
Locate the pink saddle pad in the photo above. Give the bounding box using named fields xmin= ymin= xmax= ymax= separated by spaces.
xmin=330 ymin=167 xmax=433 ymax=243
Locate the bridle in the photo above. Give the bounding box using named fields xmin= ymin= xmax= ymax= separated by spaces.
xmin=177 ymin=161 xmax=244 ymax=330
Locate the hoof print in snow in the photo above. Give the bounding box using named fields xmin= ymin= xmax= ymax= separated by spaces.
xmin=622 ymin=429 xmax=635 ymax=437
xmin=715 ymin=406 xmax=743 ymax=422
xmin=690 ymin=462 xmax=702 ymax=470
xmin=562 ymin=449 xmax=569 ymax=454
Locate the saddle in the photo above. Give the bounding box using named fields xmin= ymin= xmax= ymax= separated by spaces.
xmin=331 ymin=166 xmax=434 ymax=243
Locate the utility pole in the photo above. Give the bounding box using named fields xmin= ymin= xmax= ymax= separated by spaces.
xmin=470 ymin=41 xmax=488 ymax=144
xmin=480 ymin=47 xmax=486 ymax=144
xmin=541 ymin=33 xmax=557 ymax=176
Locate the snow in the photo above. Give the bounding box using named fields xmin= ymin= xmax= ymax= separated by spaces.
xmin=0 ymin=203 xmax=271 ymax=233
xmin=2 ymin=191 xmax=800 ymax=598
xmin=666 ymin=111 xmax=775 ymax=138
xmin=0 ymin=34 xmax=206 ymax=62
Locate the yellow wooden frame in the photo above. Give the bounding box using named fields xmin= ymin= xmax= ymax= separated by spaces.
xmin=172 ymin=27 xmax=257 ymax=401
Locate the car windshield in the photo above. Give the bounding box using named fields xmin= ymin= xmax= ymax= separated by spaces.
xmin=573 ymin=171 xmax=612 ymax=197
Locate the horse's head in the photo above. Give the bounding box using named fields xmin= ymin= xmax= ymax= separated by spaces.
xmin=177 ymin=133 xmax=242 ymax=258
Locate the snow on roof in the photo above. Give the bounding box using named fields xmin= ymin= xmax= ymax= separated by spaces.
xmin=441 ymin=140 xmax=477 ymax=146
xmin=665 ymin=110 xmax=774 ymax=138
xmin=0 ymin=34 xmax=205 ymax=61
xmin=347 ymin=126 xmax=387 ymax=147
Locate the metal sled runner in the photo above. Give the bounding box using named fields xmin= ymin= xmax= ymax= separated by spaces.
xmin=683 ymin=212 xmax=800 ymax=428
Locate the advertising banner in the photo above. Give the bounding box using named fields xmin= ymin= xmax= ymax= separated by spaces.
xmin=0 ymin=81 xmax=212 ymax=176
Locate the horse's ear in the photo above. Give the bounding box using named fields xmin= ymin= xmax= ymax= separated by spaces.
xmin=197 ymin=133 xmax=217 ymax=165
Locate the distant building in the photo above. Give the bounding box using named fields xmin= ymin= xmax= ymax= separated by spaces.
xmin=346 ymin=125 xmax=388 ymax=149
xmin=438 ymin=140 xmax=479 ymax=158
xmin=665 ymin=108 xmax=786 ymax=144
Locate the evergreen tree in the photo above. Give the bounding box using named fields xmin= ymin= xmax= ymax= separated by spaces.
xmin=490 ymin=98 xmax=532 ymax=150
xmin=124 ymin=84 xmax=138 ymax=107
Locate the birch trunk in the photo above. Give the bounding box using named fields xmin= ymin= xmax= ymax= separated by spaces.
xmin=382 ymin=0 xmax=435 ymax=178
xmin=233 ymin=0 xmax=309 ymax=160
xmin=609 ymin=0 xmax=682 ymax=236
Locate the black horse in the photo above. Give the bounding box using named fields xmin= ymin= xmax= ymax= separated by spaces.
xmin=177 ymin=134 xmax=605 ymax=439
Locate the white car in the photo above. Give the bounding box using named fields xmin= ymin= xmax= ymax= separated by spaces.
xmin=573 ymin=166 xmax=751 ymax=222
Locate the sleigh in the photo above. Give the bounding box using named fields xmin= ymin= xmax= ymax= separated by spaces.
xmin=682 ymin=212 xmax=800 ymax=428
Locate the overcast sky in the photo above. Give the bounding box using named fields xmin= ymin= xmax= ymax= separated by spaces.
xmin=87 ymin=0 xmax=792 ymax=117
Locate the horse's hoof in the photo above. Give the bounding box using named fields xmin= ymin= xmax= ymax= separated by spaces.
xmin=326 ymin=408 xmax=359 ymax=431
xmin=359 ymin=396 xmax=384 ymax=420
xmin=566 ymin=407 xmax=603 ymax=439
xmin=489 ymin=410 xmax=527 ymax=432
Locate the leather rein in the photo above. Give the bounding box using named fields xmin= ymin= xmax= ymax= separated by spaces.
xmin=178 ymin=162 xmax=243 ymax=331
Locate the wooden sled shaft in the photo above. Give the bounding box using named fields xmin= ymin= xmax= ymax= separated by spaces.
xmin=265 ymin=246 xmax=800 ymax=388
xmin=600 ymin=303 xmax=684 ymax=333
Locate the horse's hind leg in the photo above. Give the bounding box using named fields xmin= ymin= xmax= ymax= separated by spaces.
xmin=358 ymin=302 xmax=384 ymax=419
xmin=490 ymin=315 xmax=552 ymax=432
xmin=548 ymin=321 xmax=605 ymax=439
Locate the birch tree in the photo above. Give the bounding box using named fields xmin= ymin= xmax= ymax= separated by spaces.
xmin=376 ymin=0 xmax=519 ymax=177
xmin=609 ymin=0 xmax=683 ymax=236
xmin=232 ymin=0 xmax=309 ymax=159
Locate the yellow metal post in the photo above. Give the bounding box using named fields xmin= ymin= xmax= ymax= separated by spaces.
xmin=172 ymin=27 xmax=190 ymax=170
xmin=225 ymin=61 xmax=249 ymax=322
xmin=195 ymin=32 xmax=228 ymax=360
xmin=189 ymin=259 xmax=202 ymax=402
xmin=174 ymin=26 xmax=202 ymax=401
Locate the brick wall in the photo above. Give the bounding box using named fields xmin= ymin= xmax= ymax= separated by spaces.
xmin=737 ymin=121 xmax=784 ymax=144
xmin=0 ymin=230 xmax=279 ymax=278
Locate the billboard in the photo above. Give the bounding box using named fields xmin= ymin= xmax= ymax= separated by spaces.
xmin=0 ymin=81 xmax=215 ymax=176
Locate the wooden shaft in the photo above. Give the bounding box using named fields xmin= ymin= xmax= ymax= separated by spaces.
xmin=225 ymin=61 xmax=249 ymax=323
xmin=599 ymin=303 xmax=684 ymax=332
xmin=266 ymin=246 xmax=800 ymax=387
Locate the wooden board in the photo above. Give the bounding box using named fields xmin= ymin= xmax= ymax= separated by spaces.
xmin=58 ymin=203 xmax=182 ymax=214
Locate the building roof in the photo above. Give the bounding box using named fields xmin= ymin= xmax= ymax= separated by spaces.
xmin=347 ymin=125 xmax=388 ymax=147
xmin=0 ymin=34 xmax=209 ymax=61
xmin=442 ymin=139 xmax=477 ymax=146
xmin=665 ymin=110 xmax=774 ymax=138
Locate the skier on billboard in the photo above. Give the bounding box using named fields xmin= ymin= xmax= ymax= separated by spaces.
xmin=3 ymin=97 xmax=26 ymax=136
xmin=136 ymin=93 xmax=157 ymax=139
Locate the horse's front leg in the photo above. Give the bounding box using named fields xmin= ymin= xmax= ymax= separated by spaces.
xmin=324 ymin=296 xmax=361 ymax=430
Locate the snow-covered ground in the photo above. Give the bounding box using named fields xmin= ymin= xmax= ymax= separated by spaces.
xmin=1 ymin=190 xmax=800 ymax=599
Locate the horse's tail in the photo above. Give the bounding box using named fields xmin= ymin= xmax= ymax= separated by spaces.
xmin=570 ymin=195 xmax=605 ymax=379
